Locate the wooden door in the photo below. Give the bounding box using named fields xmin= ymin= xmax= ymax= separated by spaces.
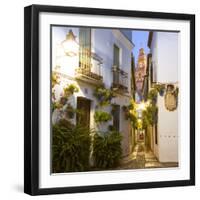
xmin=112 ymin=104 xmax=120 ymax=132
xmin=76 ymin=97 xmax=91 ymax=129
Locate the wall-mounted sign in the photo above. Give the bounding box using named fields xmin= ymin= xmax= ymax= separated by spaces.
xmin=164 ymin=84 xmax=178 ymax=111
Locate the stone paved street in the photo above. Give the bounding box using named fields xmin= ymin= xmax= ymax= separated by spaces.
xmin=117 ymin=142 xmax=178 ymax=170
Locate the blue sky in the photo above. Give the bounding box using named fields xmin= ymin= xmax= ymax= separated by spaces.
xmin=132 ymin=30 xmax=150 ymax=65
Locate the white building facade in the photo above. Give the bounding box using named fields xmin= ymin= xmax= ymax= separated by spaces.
xmin=148 ymin=31 xmax=179 ymax=163
xmin=52 ymin=26 xmax=134 ymax=157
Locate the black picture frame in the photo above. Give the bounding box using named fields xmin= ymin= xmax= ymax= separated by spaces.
xmin=24 ymin=4 xmax=195 ymax=196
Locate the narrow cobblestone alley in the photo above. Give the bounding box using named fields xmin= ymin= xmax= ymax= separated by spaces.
xmin=117 ymin=142 xmax=178 ymax=170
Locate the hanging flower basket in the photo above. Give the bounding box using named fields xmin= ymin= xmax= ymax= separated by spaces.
xmin=63 ymin=84 xmax=79 ymax=97
xmin=93 ymin=85 xmax=114 ymax=107
xmin=94 ymin=110 xmax=112 ymax=123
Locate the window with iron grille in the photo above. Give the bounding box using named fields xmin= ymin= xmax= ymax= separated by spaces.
xmin=79 ymin=28 xmax=91 ymax=70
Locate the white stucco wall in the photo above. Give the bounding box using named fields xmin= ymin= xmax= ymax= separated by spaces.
xmin=151 ymin=32 xmax=178 ymax=83
xmin=92 ymin=29 xmax=132 ymax=95
xmin=150 ymin=32 xmax=179 ymax=163
xmin=157 ymin=95 xmax=179 ymax=162
xmin=157 ymin=32 xmax=178 ymax=83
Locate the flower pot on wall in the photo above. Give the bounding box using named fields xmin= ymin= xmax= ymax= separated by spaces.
xmin=159 ymin=89 xmax=165 ymax=96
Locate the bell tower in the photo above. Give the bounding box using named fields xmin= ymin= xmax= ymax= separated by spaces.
xmin=135 ymin=48 xmax=147 ymax=94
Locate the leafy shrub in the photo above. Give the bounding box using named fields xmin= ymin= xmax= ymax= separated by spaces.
xmin=148 ymin=88 xmax=158 ymax=104
xmin=122 ymin=99 xmax=137 ymax=128
xmin=94 ymin=110 xmax=112 ymax=123
xmin=108 ymin=125 xmax=115 ymax=131
xmin=52 ymin=119 xmax=91 ymax=173
xmin=93 ymin=131 xmax=123 ymax=169
xmin=142 ymin=104 xmax=158 ymax=127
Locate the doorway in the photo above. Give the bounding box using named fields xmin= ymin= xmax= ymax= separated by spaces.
xmin=112 ymin=104 xmax=120 ymax=131
xmin=76 ymin=97 xmax=91 ymax=129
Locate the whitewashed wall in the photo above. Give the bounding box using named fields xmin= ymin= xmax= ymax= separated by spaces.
xmin=157 ymin=94 xmax=179 ymax=162
xmin=92 ymin=29 xmax=132 ymax=94
xmin=151 ymin=32 xmax=179 ymax=163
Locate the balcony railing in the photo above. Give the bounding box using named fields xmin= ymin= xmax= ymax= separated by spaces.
xmin=111 ymin=66 xmax=128 ymax=93
xmin=75 ymin=49 xmax=103 ymax=84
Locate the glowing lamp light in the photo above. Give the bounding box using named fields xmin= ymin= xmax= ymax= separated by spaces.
xmin=138 ymin=102 xmax=146 ymax=110
xmin=137 ymin=101 xmax=146 ymax=111
xmin=61 ymin=29 xmax=78 ymax=57
xmin=137 ymin=101 xmax=150 ymax=111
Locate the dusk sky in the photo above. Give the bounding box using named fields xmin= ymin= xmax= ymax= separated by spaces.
xmin=132 ymin=30 xmax=150 ymax=66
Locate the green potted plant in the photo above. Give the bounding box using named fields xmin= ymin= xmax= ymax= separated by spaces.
xmin=93 ymin=85 xmax=114 ymax=107
xmin=142 ymin=104 xmax=158 ymax=126
xmin=93 ymin=131 xmax=123 ymax=169
xmin=63 ymin=84 xmax=79 ymax=97
xmin=94 ymin=110 xmax=112 ymax=123
xmin=52 ymin=119 xmax=92 ymax=173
